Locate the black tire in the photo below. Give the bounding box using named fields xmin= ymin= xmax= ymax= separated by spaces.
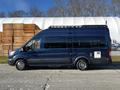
xmin=76 ymin=59 xmax=88 ymax=70
xmin=15 ymin=59 xmax=26 ymax=71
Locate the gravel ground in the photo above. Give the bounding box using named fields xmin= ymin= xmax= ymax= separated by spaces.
xmin=0 ymin=64 xmax=120 ymax=90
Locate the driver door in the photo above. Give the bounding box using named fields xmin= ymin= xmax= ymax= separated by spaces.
xmin=24 ymin=39 xmax=42 ymax=65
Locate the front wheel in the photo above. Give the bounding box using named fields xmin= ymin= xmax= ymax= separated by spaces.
xmin=76 ymin=59 xmax=88 ymax=70
xmin=15 ymin=59 xmax=26 ymax=70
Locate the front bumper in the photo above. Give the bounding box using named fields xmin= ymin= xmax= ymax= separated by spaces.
xmin=8 ymin=58 xmax=15 ymax=66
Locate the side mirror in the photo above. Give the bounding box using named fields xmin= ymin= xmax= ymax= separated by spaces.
xmin=19 ymin=48 xmax=24 ymax=52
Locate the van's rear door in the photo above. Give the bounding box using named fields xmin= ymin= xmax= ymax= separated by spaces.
xmin=90 ymin=36 xmax=109 ymax=64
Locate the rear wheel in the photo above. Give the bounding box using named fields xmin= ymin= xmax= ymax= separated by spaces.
xmin=76 ymin=59 xmax=88 ymax=70
xmin=15 ymin=59 xmax=26 ymax=70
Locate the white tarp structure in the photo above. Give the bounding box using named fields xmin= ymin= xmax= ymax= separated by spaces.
xmin=0 ymin=17 xmax=120 ymax=43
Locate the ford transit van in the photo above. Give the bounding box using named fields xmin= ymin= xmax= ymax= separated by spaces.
xmin=8 ymin=25 xmax=112 ymax=70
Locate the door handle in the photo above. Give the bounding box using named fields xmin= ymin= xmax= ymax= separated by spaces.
xmin=90 ymin=53 xmax=92 ymax=57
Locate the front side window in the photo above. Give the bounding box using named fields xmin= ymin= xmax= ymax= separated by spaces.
xmin=25 ymin=39 xmax=41 ymax=51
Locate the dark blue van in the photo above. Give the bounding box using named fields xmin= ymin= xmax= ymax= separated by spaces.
xmin=8 ymin=25 xmax=112 ymax=70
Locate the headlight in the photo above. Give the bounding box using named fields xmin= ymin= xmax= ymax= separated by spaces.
xmin=9 ymin=51 xmax=15 ymax=56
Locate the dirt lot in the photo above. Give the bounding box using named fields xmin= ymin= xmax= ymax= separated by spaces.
xmin=0 ymin=64 xmax=120 ymax=90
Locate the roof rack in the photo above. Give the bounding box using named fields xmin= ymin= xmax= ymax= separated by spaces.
xmin=49 ymin=26 xmax=82 ymax=29
xmin=81 ymin=25 xmax=107 ymax=28
xmin=49 ymin=25 xmax=107 ymax=29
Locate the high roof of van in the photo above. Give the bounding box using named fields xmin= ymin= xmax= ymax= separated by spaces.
xmin=35 ymin=25 xmax=109 ymax=37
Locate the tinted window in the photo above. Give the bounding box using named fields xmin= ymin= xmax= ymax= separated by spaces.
xmin=72 ymin=36 xmax=106 ymax=48
xmin=44 ymin=42 xmax=67 ymax=48
xmin=44 ymin=36 xmax=68 ymax=48
xmin=72 ymin=40 xmax=105 ymax=48
xmin=44 ymin=36 xmax=106 ymax=48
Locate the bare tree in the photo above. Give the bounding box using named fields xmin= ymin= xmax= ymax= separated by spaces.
xmin=67 ymin=0 xmax=81 ymax=16
xmin=29 ymin=7 xmax=44 ymax=17
xmin=111 ymin=0 xmax=120 ymax=16
xmin=79 ymin=0 xmax=108 ymax=16
xmin=3 ymin=0 xmax=114 ymax=17
xmin=47 ymin=0 xmax=108 ymax=17
xmin=8 ymin=10 xmax=27 ymax=17
xmin=47 ymin=0 xmax=68 ymax=17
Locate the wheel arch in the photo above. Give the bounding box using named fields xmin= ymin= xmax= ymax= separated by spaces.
xmin=14 ymin=58 xmax=27 ymax=65
xmin=74 ymin=56 xmax=89 ymax=66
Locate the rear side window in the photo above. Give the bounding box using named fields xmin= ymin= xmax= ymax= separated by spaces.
xmin=72 ymin=40 xmax=105 ymax=48
xmin=44 ymin=42 xmax=67 ymax=48
xmin=44 ymin=36 xmax=68 ymax=48
xmin=72 ymin=36 xmax=106 ymax=48
xmin=44 ymin=36 xmax=106 ymax=48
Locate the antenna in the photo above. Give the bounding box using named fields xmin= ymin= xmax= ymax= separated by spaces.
xmin=105 ymin=20 xmax=107 ymax=25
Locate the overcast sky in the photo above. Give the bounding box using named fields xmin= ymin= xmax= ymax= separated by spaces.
xmin=0 ymin=0 xmax=54 ymax=12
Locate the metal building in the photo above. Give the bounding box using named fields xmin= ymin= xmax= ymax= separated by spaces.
xmin=0 ymin=17 xmax=120 ymax=43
